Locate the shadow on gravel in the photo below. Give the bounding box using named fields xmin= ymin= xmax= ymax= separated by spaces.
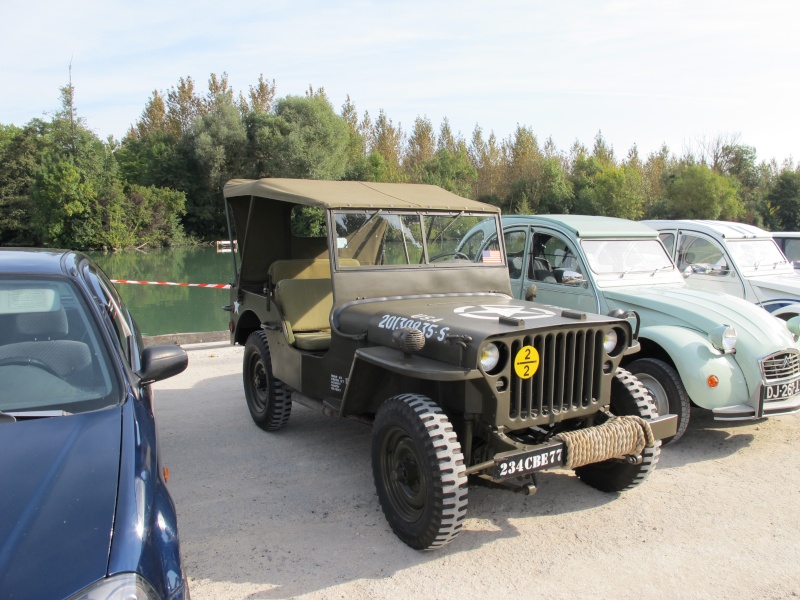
xmin=154 ymin=372 xmax=656 ymax=600
xmin=656 ymin=406 xmax=756 ymax=469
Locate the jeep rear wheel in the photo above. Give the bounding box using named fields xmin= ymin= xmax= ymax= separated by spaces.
xmin=243 ymin=331 xmax=291 ymax=431
xmin=372 ymin=394 xmax=468 ymax=550
xmin=627 ymin=357 xmax=690 ymax=444
xmin=574 ymin=368 xmax=662 ymax=492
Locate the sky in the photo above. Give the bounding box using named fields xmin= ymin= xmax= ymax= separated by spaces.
xmin=2 ymin=0 xmax=798 ymax=164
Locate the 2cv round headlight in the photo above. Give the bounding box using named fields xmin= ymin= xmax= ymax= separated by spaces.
xmin=709 ymin=324 xmax=737 ymax=354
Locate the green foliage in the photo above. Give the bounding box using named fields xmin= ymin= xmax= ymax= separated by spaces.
xmin=264 ymin=95 xmax=350 ymax=180
xmin=654 ymin=163 xmax=744 ymax=220
xmin=421 ymin=148 xmax=477 ymax=197
xmin=771 ymin=170 xmax=800 ymax=231
xmin=3 ymin=75 xmax=797 ymax=252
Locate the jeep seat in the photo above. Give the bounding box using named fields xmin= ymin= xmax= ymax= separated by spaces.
xmin=268 ymin=258 xmax=360 ymax=285
xmin=273 ymin=278 xmax=333 ymax=351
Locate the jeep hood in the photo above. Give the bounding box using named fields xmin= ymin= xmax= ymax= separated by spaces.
xmin=336 ymin=294 xmax=624 ymax=367
xmin=602 ymin=287 xmax=796 ymax=350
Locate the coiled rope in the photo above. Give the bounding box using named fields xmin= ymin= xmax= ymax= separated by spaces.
xmin=554 ymin=415 xmax=655 ymax=469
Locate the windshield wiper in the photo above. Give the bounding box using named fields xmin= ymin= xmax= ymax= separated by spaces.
xmin=0 ymin=409 xmax=72 ymax=422
xmin=651 ymin=265 xmax=673 ymax=276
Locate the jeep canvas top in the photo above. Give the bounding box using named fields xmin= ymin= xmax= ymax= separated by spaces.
xmin=222 ymin=178 xmax=676 ymax=550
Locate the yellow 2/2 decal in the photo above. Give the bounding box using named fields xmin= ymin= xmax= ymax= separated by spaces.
xmin=514 ymin=345 xmax=540 ymax=379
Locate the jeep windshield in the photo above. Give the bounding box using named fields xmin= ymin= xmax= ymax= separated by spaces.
xmin=334 ymin=211 xmax=503 ymax=268
xmin=582 ymin=239 xmax=678 ymax=282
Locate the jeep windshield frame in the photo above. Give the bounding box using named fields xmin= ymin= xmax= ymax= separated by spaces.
xmin=332 ymin=210 xmax=505 ymax=269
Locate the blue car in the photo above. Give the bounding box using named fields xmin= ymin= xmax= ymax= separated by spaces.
xmin=0 ymin=249 xmax=189 ymax=599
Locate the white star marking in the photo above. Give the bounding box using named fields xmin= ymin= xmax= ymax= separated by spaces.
xmin=453 ymin=305 xmax=555 ymax=320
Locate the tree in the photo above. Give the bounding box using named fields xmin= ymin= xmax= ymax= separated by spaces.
xmin=469 ymin=126 xmax=504 ymax=204
xmin=405 ymin=116 xmax=436 ymax=182
xmin=657 ymin=163 xmax=743 ymax=220
xmin=249 ymin=94 xmax=351 ymax=181
xmin=165 ymin=77 xmax=204 ymax=138
xmin=369 ymin=109 xmax=405 ymax=182
xmin=771 ymin=170 xmax=800 ymax=231
xmin=421 ymin=147 xmax=477 ymax=198
xmin=0 ymin=122 xmax=46 ymax=244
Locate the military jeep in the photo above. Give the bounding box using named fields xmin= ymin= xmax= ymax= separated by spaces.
xmin=222 ymin=178 xmax=677 ymax=550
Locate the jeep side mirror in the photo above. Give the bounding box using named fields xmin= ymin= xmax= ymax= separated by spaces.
xmin=682 ymin=266 xmax=692 ymax=278
xmin=524 ymin=284 xmax=538 ymax=301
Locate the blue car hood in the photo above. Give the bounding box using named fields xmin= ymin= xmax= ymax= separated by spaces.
xmin=0 ymin=407 xmax=122 ymax=599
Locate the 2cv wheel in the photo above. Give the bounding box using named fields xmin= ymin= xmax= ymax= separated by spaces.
xmin=372 ymin=394 xmax=468 ymax=550
xmin=243 ymin=331 xmax=292 ymax=431
xmin=574 ymin=368 xmax=662 ymax=492
xmin=627 ymin=357 xmax=691 ymax=445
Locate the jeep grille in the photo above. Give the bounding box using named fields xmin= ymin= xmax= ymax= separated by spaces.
xmin=760 ymin=350 xmax=800 ymax=382
xmin=508 ymin=328 xmax=604 ymax=421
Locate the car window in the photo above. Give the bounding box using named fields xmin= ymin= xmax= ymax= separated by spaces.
xmin=529 ymin=232 xmax=583 ymax=284
xmin=334 ymin=211 xmax=502 ymax=267
xmin=0 ymin=278 xmax=122 ymax=414
xmin=677 ymin=233 xmax=729 ymax=275
xmin=726 ymin=239 xmax=788 ymax=271
xmin=582 ymin=239 xmax=674 ymax=275
xmin=782 ymin=239 xmax=800 ymax=263
xmin=504 ymin=230 xmax=527 ymax=280
xmin=659 ymin=233 xmax=675 ymax=256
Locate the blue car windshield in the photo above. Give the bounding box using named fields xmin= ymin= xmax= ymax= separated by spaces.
xmin=0 ymin=278 xmax=122 ymax=414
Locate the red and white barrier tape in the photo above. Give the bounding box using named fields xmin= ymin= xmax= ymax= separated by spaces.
xmin=111 ymin=279 xmax=230 ymax=289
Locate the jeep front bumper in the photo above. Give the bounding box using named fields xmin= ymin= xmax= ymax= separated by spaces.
xmin=466 ymin=413 xmax=677 ymax=482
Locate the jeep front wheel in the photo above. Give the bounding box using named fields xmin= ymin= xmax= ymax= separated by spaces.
xmin=574 ymin=368 xmax=662 ymax=492
xmin=372 ymin=394 xmax=468 ymax=550
xmin=243 ymin=331 xmax=291 ymax=431
xmin=627 ymin=357 xmax=690 ymax=444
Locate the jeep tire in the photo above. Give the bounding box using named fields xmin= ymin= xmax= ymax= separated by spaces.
xmin=372 ymin=394 xmax=468 ymax=550
xmin=627 ymin=357 xmax=691 ymax=444
xmin=243 ymin=331 xmax=292 ymax=431
xmin=574 ymin=368 xmax=662 ymax=492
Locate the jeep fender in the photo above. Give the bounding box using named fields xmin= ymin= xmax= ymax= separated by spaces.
xmin=634 ymin=325 xmax=749 ymax=410
xmin=340 ymin=346 xmax=482 ymax=417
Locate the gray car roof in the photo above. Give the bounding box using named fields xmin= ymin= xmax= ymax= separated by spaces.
xmin=503 ymin=214 xmax=659 ymax=239
xmin=642 ymin=219 xmax=771 ymax=239
xmin=223 ymin=178 xmax=499 ymax=212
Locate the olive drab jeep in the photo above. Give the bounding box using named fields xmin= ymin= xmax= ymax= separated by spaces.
xmin=222 ymin=178 xmax=678 ymax=550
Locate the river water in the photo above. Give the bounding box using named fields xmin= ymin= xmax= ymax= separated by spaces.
xmin=89 ymin=246 xmax=236 ymax=336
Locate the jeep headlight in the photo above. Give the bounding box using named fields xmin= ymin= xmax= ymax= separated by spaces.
xmin=480 ymin=343 xmax=500 ymax=371
xmin=602 ymin=329 xmax=618 ymax=354
xmin=709 ymin=324 xmax=737 ymax=354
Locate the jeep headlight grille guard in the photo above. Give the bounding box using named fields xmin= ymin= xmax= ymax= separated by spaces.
xmin=507 ymin=328 xmax=605 ymax=421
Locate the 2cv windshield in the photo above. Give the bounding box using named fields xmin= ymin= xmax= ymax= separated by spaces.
xmin=333 ymin=211 xmax=502 ymax=267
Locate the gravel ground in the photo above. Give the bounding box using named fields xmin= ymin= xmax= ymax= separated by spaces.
xmin=153 ymin=342 xmax=800 ymax=600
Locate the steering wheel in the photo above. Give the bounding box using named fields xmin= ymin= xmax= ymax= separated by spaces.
xmin=0 ymin=356 xmax=60 ymax=377
xmin=430 ymin=251 xmax=471 ymax=262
